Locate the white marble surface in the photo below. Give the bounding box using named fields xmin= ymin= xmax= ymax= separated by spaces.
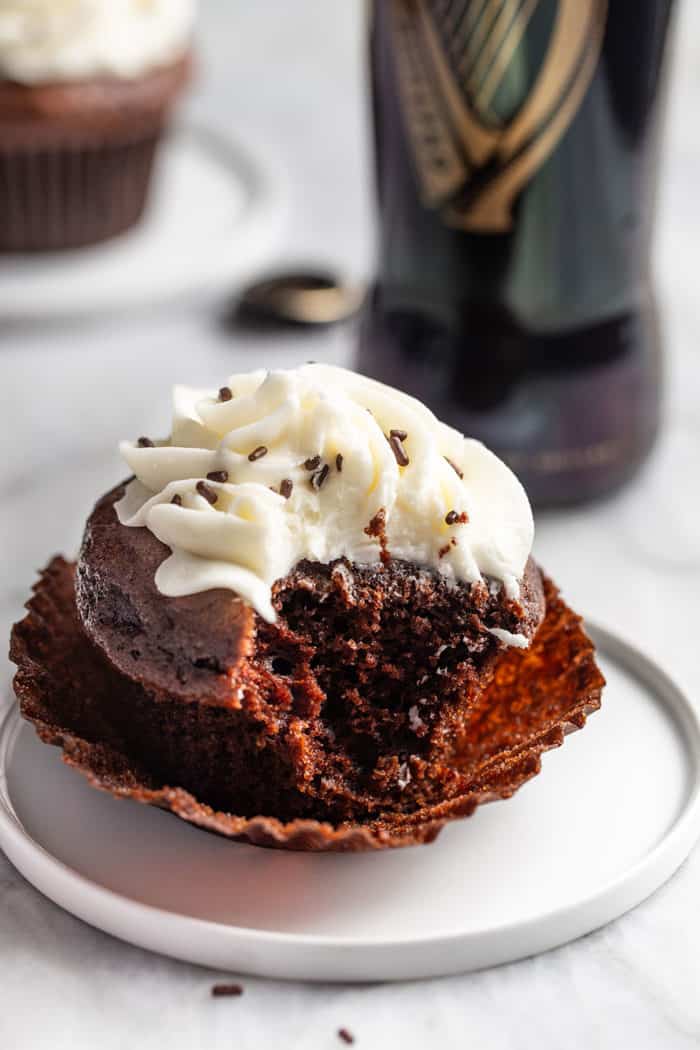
xmin=2 ymin=1 xmax=700 ymax=1047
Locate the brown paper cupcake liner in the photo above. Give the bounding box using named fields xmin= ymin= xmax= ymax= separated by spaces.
xmin=0 ymin=132 xmax=160 ymax=252
xmin=10 ymin=558 xmax=605 ymax=851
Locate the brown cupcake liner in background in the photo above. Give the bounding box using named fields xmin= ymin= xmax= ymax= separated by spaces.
xmin=0 ymin=131 xmax=160 ymax=252
xmin=0 ymin=55 xmax=191 ymax=252
xmin=10 ymin=558 xmax=605 ymax=851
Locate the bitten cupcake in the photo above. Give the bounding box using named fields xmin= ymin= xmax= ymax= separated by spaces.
xmin=0 ymin=0 xmax=195 ymax=251
xmin=10 ymin=365 xmax=604 ymax=850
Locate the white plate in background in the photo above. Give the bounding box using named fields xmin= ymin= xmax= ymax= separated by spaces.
xmin=1 ymin=624 xmax=699 ymax=981
xmin=0 ymin=122 xmax=286 ymax=320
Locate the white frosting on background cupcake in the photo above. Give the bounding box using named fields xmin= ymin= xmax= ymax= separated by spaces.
xmin=0 ymin=0 xmax=195 ymax=83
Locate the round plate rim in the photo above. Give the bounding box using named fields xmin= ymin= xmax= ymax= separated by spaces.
xmin=1 ymin=622 xmax=699 ymax=979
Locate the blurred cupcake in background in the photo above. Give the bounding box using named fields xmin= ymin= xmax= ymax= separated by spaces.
xmin=0 ymin=0 xmax=195 ymax=252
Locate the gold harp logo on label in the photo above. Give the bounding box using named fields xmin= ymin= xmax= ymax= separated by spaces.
xmin=391 ymin=0 xmax=609 ymax=232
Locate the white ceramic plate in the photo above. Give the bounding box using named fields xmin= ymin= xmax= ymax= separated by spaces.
xmin=1 ymin=624 xmax=699 ymax=982
xmin=0 ymin=122 xmax=286 ymax=319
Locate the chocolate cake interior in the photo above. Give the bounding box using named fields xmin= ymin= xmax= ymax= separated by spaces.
xmin=71 ymin=485 xmax=545 ymax=824
xmin=258 ymin=557 xmax=544 ymax=816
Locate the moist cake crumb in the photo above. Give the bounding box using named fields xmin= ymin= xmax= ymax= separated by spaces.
xmin=211 ymin=983 xmax=243 ymax=998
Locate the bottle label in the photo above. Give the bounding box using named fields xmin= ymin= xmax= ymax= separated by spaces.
xmin=389 ymin=0 xmax=609 ymax=232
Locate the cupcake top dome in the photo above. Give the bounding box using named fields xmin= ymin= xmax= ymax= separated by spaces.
xmin=0 ymin=0 xmax=195 ymax=83
xmin=116 ymin=364 xmax=535 ymax=624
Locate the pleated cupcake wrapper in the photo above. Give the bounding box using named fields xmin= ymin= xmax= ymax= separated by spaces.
xmin=0 ymin=132 xmax=160 ymax=252
xmin=10 ymin=559 xmax=604 ymax=851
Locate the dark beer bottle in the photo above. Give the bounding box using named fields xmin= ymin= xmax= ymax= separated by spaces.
xmin=358 ymin=0 xmax=677 ymax=504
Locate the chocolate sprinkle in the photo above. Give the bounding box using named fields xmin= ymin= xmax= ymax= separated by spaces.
xmin=338 ymin=1029 xmax=355 ymax=1045
xmin=311 ymin=464 xmax=330 ymax=490
xmin=304 ymin=455 xmax=321 ymax=471
xmin=206 ymin=470 xmax=229 ymax=483
xmin=280 ymin=478 xmax=294 ymax=500
xmin=136 ymin=437 xmax=154 ymax=448
xmin=445 ymin=456 xmax=464 ymax=479
xmin=218 ymin=386 xmax=233 ymax=402
xmin=248 ymin=446 xmax=268 ymax=462
xmin=336 ymin=453 xmax=343 ymax=472
xmin=196 ymin=481 xmax=218 ymax=505
xmin=388 ymin=433 xmax=409 ymax=467
xmin=170 ymin=494 xmax=182 ymax=506
xmin=390 ymin=428 xmax=408 ymax=442
xmin=211 ymin=983 xmax=243 ymax=998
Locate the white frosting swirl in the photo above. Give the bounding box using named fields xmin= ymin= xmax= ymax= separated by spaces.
xmin=0 ymin=0 xmax=195 ymax=83
xmin=116 ymin=365 xmax=534 ymax=625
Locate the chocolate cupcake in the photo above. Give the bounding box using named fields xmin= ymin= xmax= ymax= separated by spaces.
xmin=10 ymin=365 xmax=605 ymax=849
xmin=0 ymin=0 xmax=195 ymax=251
